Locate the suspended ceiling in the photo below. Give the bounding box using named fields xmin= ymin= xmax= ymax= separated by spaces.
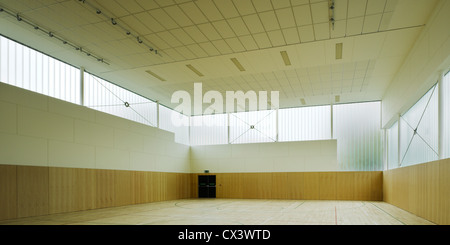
xmin=0 ymin=0 xmax=439 ymax=114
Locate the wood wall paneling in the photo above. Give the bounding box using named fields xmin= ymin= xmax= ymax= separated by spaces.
xmin=0 ymin=165 xmax=17 ymax=220
xmin=17 ymin=166 xmax=49 ymax=218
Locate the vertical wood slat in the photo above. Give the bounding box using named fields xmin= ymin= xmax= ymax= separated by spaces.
xmin=17 ymin=166 xmax=49 ymax=218
xmin=0 ymin=165 xmax=17 ymax=220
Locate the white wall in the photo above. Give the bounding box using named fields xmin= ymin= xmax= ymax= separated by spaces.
xmin=0 ymin=82 xmax=190 ymax=173
xmin=382 ymin=0 xmax=450 ymax=127
xmin=190 ymin=140 xmax=337 ymax=173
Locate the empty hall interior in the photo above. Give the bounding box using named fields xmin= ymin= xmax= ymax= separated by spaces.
xmin=0 ymin=0 xmax=449 ymax=226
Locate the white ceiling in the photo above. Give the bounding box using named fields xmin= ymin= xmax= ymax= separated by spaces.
xmin=0 ymin=0 xmax=439 ymax=114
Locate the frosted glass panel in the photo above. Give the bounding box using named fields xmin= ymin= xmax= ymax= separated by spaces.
xmin=399 ymin=84 xmax=438 ymax=166
xmin=333 ymin=102 xmax=382 ymax=171
xmin=229 ymin=110 xmax=277 ymax=144
xmin=442 ymin=71 xmax=450 ymax=158
xmin=0 ymin=35 xmax=80 ymax=104
xmin=387 ymin=121 xmax=398 ymax=169
xmin=159 ymin=105 xmax=190 ymax=145
xmin=190 ymin=114 xmax=228 ymax=146
xmin=84 ymin=72 xmax=157 ymax=127
xmin=278 ymin=105 xmax=331 ymax=142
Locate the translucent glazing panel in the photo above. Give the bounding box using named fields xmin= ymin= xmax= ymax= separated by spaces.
xmin=278 ymin=105 xmax=331 ymax=142
xmin=84 ymin=72 xmax=157 ymax=127
xmin=229 ymin=110 xmax=277 ymax=144
xmin=387 ymin=121 xmax=398 ymax=169
xmin=159 ymin=105 xmax=190 ymax=145
xmin=0 ymin=35 xmax=80 ymax=104
xmin=333 ymin=101 xmax=383 ymax=171
xmin=190 ymin=114 xmax=228 ymax=146
xmin=399 ymin=84 xmax=438 ymax=166
xmin=442 ymin=71 xmax=450 ymax=158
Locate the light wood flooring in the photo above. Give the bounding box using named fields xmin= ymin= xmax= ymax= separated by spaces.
xmin=0 ymin=199 xmax=435 ymax=225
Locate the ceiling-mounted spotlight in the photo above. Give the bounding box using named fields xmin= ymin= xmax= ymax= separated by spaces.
xmin=96 ymin=9 xmax=101 ymax=14
xmin=126 ymin=31 xmax=131 ymax=35
xmin=111 ymin=18 xmax=117 ymax=25
xmin=329 ymin=0 xmax=335 ymax=30
xmin=34 ymin=26 xmax=39 ymax=30
xmin=137 ymin=36 xmax=143 ymax=44
xmin=149 ymin=48 xmax=154 ymax=51
xmin=48 ymin=32 xmax=54 ymax=37
xmin=16 ymin=14 xmax=22 ymax=21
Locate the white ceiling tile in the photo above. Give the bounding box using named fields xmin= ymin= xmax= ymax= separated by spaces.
xmin=213 ymin=0 xmax=240 ymax=18
xmin=115 ymin=0 xmax=144 ymax=14
xmin=134 ymin=12 xmax=165 ymax=33
xmin=238 ymin=35 xmax=259 ymax=50
xmin=276 ymin=8 xmax=296 ymax=28
xmin=164 ymin=5 xmax=194 ymax=27
xmin=154 ymin=0 xmax=175 ymax=7
xmin=242 ymin=14 xmax=265 ymax=34
xmin=252 ymin=0 xmax=273 ymax=12
xmin=333 ymin=0 xmax=348 ymax=20
xmin=310 ymin=1 xmax=329 ymax=23
xmin=119 ymin=15 xmax=152 ymax=35
xmin=298 ymin=25 xmax=315 ymax=42
xmin=197 ymin=23 xmax=222 ymax=41
xmin=225 ymin=38 xmax=246 ymax=52
xmin=198 ymin=42 xmax=221 ymax=56
xmin=149 ymin=8 xmax=179 ymax=29
xmin=157 ymin=31 xmax=182 ymax=48
xmin=259 ymin=11 xmax=280 ymax=31
xmin=378 ymin=12 xmax=393 ymax=31
xmin=212 ymin=20 xmax=236 ymax=39
xmin=271 ymin=0 xmax=291 ymax=9
xmin=267 ymin=30 xmax=286 ymax=46
xmin=290 ymin=0 xmax=310 ymax=6
xmin=253 ymin=33 xmax=272 ymax=48
xmin=178 ymin=2 xmax=209 ymax=24
xmin=227 ymin=17 xmax=251 ymax=36
xmin=293 ymin=5 xmax=312 ymax=26
xmin=175 ymin=46 xmax=196 ymax=59
xmin=282 ymin=28 xmax=300 ymax=44
xmin=347 ymin=0 xmax=368 ymax=18
xmin=330 ymin=20 xmax=347 ymax=38
xmin=362 ymin=14 xmax=382 ymax=33
xmin=195 ymin=0 xmax=224 ymax=21
xmin=184 ymin=26 xmax=209 ymax=43
xmin=169 ymin=28 xmax=195 ymax=45
xmin=346 ymin=17 xmax=364 ymax=35
xmin=145 ymin=33 xmax=172 ymax=50
xmin=314 ymin=23 xmax=330 ymax=40
xmin=233 ymin=0 xmax=257 ymax=15
xmin=212 ymin=39 xmax=233 ymax=54
xmin=366 ymin=0 xmax=386 ymax=15
xmin=135 ymin=0 xmax=160 ymax=10
xmin=186 ymin=44 xmax=209 ymax=58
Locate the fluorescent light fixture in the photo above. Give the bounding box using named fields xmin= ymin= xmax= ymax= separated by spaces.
xmin=230 ymin=58 xmax=245 ymax=72
xmin=335 ymin=95 xmax=340 ymax=103
xmin=145 ymin=70 xmax=166 ymax=82
xmin=336 ymin=43 xmax=343 ymax=60
xmin=186 ymin=64 xmax=204 ymax=77
xmin=300 ymin=98 xmax=306 ymax=105
xmin=280 ymin=51 xmax=291 ymax=66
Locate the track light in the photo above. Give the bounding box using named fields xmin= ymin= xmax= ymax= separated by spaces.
xmin=137 ymin=36 xmax=143 ymax=44
xmin=111 ymin=18 xmax=117 ymax=25
xmin=16 ymin=14 xmax=22 ymax=21
xmin=96 ymin=9 xmax=101 ymax=14
xmin=126 ymin=31 xmax=131 ymax=35
xmin=48 ymin=32 xmax=54 ymax=37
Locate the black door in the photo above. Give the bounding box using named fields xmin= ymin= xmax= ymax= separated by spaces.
xmin=198 ymin=175 xmax=216 ymax=198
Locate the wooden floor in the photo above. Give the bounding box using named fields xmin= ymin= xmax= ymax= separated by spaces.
xmin=0 ymin=199 xmax=435 ymax=225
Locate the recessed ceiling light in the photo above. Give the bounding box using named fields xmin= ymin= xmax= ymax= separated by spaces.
xmin=186 ymin=64 xmax=204 ymax=77
xmin=300 ymin=98 xmax=306 ymax=105
xmin=335 ymin=43 xmax=343 ymax=60
xmin=145 ymin=70 xmax=166 ymax=82
xmin=280 ymin=51 xmax=291 ymax=66
xmin=230 ymin=58 xmax=245 ymax=72
xmin=335 ymin=95 xmax=340 ymax=103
